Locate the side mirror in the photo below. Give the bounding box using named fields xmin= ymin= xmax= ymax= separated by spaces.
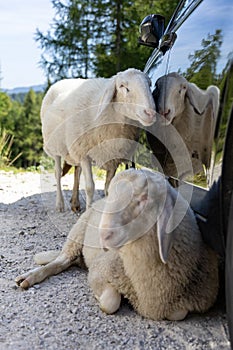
xmin=138 ymin=14 xmax=165 ymax=48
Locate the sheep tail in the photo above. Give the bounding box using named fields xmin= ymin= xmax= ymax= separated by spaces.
xmin=34 ymin=250 xmax=60 ymax=265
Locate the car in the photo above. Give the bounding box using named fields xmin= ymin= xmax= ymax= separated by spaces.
xmin=139 ymin=0 xmax=233 ymax=345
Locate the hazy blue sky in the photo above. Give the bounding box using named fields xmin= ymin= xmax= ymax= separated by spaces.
xmin=0 ymin=0 xmax=54 ymax=89
xmin=1 ymin=0 xmax=232 ymax=90
xmin=169 ymin=0 xmax=233 ymax=74
xmin=146 ymin=0 xmax=233 ymax=82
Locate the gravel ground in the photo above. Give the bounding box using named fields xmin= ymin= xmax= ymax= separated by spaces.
xmin=0 ymin=170 xmax=231 ymax=350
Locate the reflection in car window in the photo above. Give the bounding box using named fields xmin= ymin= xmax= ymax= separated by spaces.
xmin=146 ymin=0 xmax=233 ymax=188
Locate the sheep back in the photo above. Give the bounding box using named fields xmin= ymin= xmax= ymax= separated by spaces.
xmin=41 ymin=69 xmax=155 ymax=166
xmin=41 ymin=78 xmax=109 ymax=161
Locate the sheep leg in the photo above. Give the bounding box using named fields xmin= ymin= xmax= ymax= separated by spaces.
xmin=81 ymin=157 xmax=94 ymax=209
xmin=71 ymin=165 xmax=82 ymax=212
xmin=16 ymin=217 xmax=87 ymax=289
xmin=88 ymin=251 xmax=129 ymax=314
xmin=98 ymin=284 xmax=121 ymax=314
xmin=54 ymin=155 xmax=64 ymax=212
xmin=104 ymin=166 xmax=117 ymax=195
xmin=15 ymin=253 xmax=75 ymax=289
xmin=166 ymin=310 xmax=188 ymax=321
xmin=15 ymin=245 xmax=85 ymax=290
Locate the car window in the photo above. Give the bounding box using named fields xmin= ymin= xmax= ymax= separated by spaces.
xmin=145 ymin=0 xmax=233 ymax=189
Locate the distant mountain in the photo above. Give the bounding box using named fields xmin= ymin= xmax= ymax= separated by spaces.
xmin=4 ymin=84 xmax=46 ymax=95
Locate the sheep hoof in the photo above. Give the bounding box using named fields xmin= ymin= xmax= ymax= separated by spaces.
xmin=99 ymin=286 xmax=121 ymax=314
xmin=56 ymin=199 xmax=65 ymax=212
xmin=15 ymin=276 xmax=30 ymax=289
xmin=56 ymin=205 xmax=65 ymax=212
xmin=166 ymin=310 xmax=188 ymax=321
xmin=71 ymin=204 xmax=81 ymax=213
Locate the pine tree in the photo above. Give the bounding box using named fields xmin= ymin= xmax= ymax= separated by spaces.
xmin=35 ymin=0 xmax=180 ymax=80
xmin=185 ymin=29 xmax=223 ymax=88
xmin=93 ymin=0 xmax=179 ymax=77
xmin=0 ymin=92 xmax=12 ymax=120
xmin=35 ymin=0 xmax=94 ymax=82
xmin=9 ymin=91 xmax=43 ymax=168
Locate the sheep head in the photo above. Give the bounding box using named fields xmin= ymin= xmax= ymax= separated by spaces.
xmin=97 ymin=69 xmax=157 ymax=126
xmin=99 ymin=169 xmax=188 ymax=263
xmin=153 ymin=72 xmax=220 ymax=127
xmin=153 ymin=72 xmax=188 ymax=125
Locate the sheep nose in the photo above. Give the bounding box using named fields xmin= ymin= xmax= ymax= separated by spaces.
xmin=144 ymin=108 xmax=156 ymax=122
xmin=160 ymin=109 xmax=170 ymax=118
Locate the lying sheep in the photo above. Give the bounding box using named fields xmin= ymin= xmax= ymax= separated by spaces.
xmin=41 ymin=68 xmax=155 ymax=211
xmin=15 ymin=169 xmax=218 ymax=320
xmin=147 ymin=72 xmax=220 ymax=179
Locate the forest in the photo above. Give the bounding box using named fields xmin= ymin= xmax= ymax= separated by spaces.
xmin=0 ymin=0 xmax=225 ymax=169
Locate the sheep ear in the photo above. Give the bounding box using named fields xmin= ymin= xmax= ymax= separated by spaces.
xmin=96 ymin=77 xmax=116 ymax=119
xmin=186 ymin=83 xmax=208 ymax=115
xmin=157 ymin=189 xmax=176 ymax=264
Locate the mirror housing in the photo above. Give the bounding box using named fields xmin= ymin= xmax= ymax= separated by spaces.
xmin=139 ymin=14 xmax=165 ymax=48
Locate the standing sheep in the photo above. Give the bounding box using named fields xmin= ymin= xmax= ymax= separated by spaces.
xmin=61 ymin=127 xmax=139 ymax=212
xmin=15 ymin=169 xmax=218 ymax=321
xmin=41 ymin=68 xmax=155 ymax=211
xmin=147 ymin=72 xmax=220 ymax=179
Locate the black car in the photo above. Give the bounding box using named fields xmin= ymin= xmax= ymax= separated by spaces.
xmin=139 ymin=0 xmax=233 ymax=345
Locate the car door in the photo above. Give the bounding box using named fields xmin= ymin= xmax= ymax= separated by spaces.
xmin=141 ymin=0 xmax=233 ymax=344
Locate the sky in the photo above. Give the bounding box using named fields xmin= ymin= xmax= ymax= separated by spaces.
xmin=1 ymin=0 xmax=232 ymax=90
xmin=171 ymin=0 xmax=233 ymax=73
xmin=146 ymin=0 xmax=233 ymax=86
xmin=0 ymin=0 xmax=54 ymax=89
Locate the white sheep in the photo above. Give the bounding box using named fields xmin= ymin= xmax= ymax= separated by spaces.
xmin=61 ymin=162 xmax=82 ymax=212
xmin=15 ymin=168 xmax=218 ymax=321
xmin=147 ymin=72 xmax=220 ymax=179
xmin=41 ymin=68 xmax=156 ymax=211
xmin=61 ymin=127 xmax=139 ymax=212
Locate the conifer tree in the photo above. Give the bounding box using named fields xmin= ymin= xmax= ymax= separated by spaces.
xmin=185 ymin=29 xmax=223 ymax=88
xmin=35 ymin=0 xmax=179 ymax=80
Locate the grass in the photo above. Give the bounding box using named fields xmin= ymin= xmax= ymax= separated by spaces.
xmin=0 ymin=128 xmax=22 ymax=169
xmin=0 ymin=142 xmax=210 ymax=189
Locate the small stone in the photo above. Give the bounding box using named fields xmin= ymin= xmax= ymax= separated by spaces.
xmin=33 ymin=284 xmax=40 ymax=289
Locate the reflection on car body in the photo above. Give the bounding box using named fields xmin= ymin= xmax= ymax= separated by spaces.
xmin=140 ymin=0 xmax=233 ymax=345
xmin=147 ymin=72 xmax=219 ymax=181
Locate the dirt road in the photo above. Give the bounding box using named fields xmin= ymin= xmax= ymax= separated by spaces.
xmin=0 ymin=171 xmax=230 ymax=349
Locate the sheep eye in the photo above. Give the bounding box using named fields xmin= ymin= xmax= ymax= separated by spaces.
xmin=179 ymin=86 xmax=186 ymax=94
xmin=179 ymin=85 xmax=187 ymax=94
xmin=120 ymin=84 xmax=129 ymax=92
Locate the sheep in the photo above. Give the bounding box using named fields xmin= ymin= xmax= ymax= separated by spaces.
xmin=61 ymin=132 xmax=139 ymax=212
xmin=61 ymin=158 xmax=136 ymax=212
xmin=146 ymin=72 xmax=220 ymax=179
xmin=15 ymin=168 xmax=219 ymax=321
xmin=61 ymin=163 xmax=82 ymax=212
xmin=40 ymin=68 xmax=156 ymax=212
